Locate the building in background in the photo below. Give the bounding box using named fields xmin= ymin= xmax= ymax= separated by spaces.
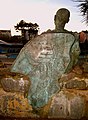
xmin=0 ymin=30 xmax=11 ymax=41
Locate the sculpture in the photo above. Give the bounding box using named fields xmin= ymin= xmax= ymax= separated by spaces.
xmin=45 ymin=8 xmax=71 ymax=33
xmin=11 ymin=8 xmax=80 ymax=108
xmin=54 ymin=8 xmax=70 ymax=32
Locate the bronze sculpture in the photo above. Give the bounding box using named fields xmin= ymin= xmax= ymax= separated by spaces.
xmin=11 ymin=8 xmax=80 ymax=108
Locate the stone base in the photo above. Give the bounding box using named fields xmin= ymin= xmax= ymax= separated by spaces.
xmin=0 ymin=88 xmax=38 ymax=118
xmin=0 ymin=59 xmax=88 ymax=119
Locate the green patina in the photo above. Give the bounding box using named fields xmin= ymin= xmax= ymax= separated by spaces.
xmin=11 ymin=8 xmax=80 ymax=108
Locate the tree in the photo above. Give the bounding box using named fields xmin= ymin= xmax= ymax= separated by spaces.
xmin=72 ymin=0 xmax=88 ymax=24
xmin=14 ymin=20 xmax=39 ymax=44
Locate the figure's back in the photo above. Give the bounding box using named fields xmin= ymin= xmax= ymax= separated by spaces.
xmin=11 ymin=32 xmax=80 ymax=108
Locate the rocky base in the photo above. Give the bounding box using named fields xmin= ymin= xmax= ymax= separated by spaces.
xmin=0 ymin=57 xmax=88 ymax=119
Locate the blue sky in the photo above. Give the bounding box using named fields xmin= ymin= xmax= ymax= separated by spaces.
xmin=0 ymin=0 xmax=87 ymax=35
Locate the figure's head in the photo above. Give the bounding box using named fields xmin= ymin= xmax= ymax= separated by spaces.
xmin=54 ymin=8 xmax=70 ymax=31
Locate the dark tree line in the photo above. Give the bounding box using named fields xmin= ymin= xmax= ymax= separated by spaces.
xmin=15 ymin=20 xmax=39 ymax=32
xmin=14 ymin=20 xmax=39 ymax=44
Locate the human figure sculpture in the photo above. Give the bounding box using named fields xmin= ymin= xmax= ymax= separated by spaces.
xmin=11 ymin=8 xmax=80 ymax=109
xmin=54 ymin=8 xmax=70 ymax=32
xmin=45 ymin=8 xmax=70 ymax=33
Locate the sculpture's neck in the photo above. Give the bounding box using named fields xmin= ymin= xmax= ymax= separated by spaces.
xmin=55 ymin=24 xmax=65 ymax=32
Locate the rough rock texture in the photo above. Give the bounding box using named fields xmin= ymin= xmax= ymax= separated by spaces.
xmin=48 ymin=90 xmax=86 ymax=119
xmin=0 ymin=88 xmax=38 ymax=118
xmin=1 ymin=77 xmax=29 ymax=93
xmin=0 ymin=58 xmax=88 ymax=119
xmin=0 ymin=69 xmax=30 ymax=98
xmin=11 ymin=33 xmax=80 ymax=108
xmin=82 ymin=62 xmax=88 ymax=73
xmin=65 ymin=77 xmax=86 ymax=90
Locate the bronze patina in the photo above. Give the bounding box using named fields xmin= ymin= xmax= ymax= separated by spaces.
xmin=11 ymin=8 xmax=80 ymax=108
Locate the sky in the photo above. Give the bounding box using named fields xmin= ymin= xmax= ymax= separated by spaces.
xmin=0 ymin=0 xmax=87 ymax=35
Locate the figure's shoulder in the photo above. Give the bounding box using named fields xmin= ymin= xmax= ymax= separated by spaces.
xmin=41 ymin=29 xmax=77 ymax=36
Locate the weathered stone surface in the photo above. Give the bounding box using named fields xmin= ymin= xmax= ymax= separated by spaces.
xmin=84 ymin=78 xmax=88 ymax=89
xmin=72 ymin=65 xmax=83 ymax=75
xmin=0 ymin=61 xmax=88 ymax=118
xmin=82 ymin=62 xmax=88 ymax=73
xmin=0 ymin=88 xmax=38 ymax=118
xmin=48 ymin=90 xmax=86 ymax=119
xmin=59 ymin=72 xmax=76 ymax=84
xmin=11 ymin=33 xmax=80 ymax=108
xmin=1 ymin=77 xmax=30 ymax=94
xmin=65 ymin=77 xmax=86 ymax=90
